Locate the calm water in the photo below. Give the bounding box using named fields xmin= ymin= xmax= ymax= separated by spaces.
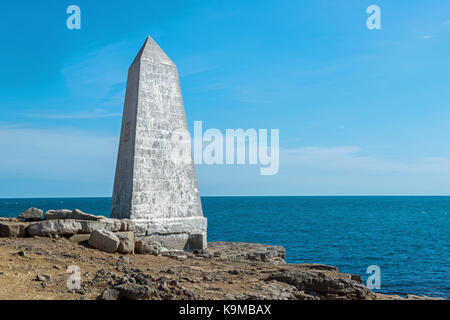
xmin=0 ymin=196 xmax=448 ymax=298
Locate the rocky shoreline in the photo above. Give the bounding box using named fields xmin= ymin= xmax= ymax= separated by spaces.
xmin=0 ymin=208 xmax=440 ymax=300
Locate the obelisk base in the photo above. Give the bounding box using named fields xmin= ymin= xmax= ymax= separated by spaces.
xmin=133 ymin=217 xmax=207 ymax=250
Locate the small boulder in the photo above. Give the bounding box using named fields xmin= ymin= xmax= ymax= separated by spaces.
xmin=116 ymin=232 xmax=135 ymax=254
xmin=113 ymin=283 xmax=155 ymax=300
xmin=0 ymin=221 xmax=29 ymax=237
xmin=98 ymin=288 xmax=121 ymax=300
xmin=88 ymin=230 xmax=120 ymax=253
xmin=18 ymin=208 xmax=43 ymax=222
xmin=36 ymin=274 xmax=51 ymax=282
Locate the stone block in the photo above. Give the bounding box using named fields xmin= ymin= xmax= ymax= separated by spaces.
xmin=0 ymin=221 xmax=29 ymax=237
xmin=88 ymin=230 xmax=120 ymax=253
xmin=28 ymin=220 xmax=82 ymax=236
xmin=116 ymin=231 xmax=135 ymax=254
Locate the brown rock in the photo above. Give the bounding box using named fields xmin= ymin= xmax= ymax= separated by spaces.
xmin=0 ymin=221 xmax=29 ymax=237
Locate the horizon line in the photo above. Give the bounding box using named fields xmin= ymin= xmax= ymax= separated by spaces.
xmin=2 ymin=195 xmax=450 ymax=200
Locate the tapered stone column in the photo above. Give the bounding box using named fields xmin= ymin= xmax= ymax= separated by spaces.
xmin=111 ymin=36 xmax=207 ymax=250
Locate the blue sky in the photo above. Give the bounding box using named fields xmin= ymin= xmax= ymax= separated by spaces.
xmin=1 ymin=0 xmax=450 ymax=197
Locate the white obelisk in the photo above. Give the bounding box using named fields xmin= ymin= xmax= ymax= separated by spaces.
xmin=111 ymin=36 xmax=207 ymax=250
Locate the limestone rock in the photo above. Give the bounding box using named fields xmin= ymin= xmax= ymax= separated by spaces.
xmin=265 ymin=269 xmax=375 ymax=300
xmin=0 ymin=221 xmax=29 ymax=237
xmin=44 ymin=209 xmax=103 ymax=221
xmin=98 ymin=288 xmax=121 ymax=300
xmin=18 ymin=208 xmax=43 ymax=222
xmin=116 ymin=232 xmax=135 ymax=254
xmin=113 ymin=283 xmax=156 ymax=300
xmin=68 ymin=234 xmax=91 ymax=243
xmin=135 ymin=240 xmax=163 ymax=255
xmin=26 ymin=218 xmax=135 ymax=237
xmin=28 ymin=220 xmax=82 ymax=236
xmin=88 ymin=230 xmax=120 ymax=253
xmin=206 ymin=242 xmax=286 ymax=264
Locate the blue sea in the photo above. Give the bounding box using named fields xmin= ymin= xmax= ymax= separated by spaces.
xmin=0 ymin=196 xmax=448 ymax=299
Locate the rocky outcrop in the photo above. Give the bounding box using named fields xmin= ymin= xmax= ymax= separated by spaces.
xmin=0 ymin=237 xmax=441 ymax=300
xmin=205 ymin=242 xmax=286 ymax=264
xmin=265 ymin=269 xmax=375 ymax=300
xmin=18 ymin=208 xmax=43 ymax=222
xmin=88 ymin=230 xmax=120 ymax=253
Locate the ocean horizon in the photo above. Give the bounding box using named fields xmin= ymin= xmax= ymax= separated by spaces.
xmin=1 ymin=196 xmax=449 ymax=299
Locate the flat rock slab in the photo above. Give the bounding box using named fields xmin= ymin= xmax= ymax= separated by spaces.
xmin=44 ymin=209 xmax=104 ymax=221
xmin=88 ymin=230 xmax=120 ymax=253
xmin=18 ymin=208 xmax=43 ymax=222
xmin=28 ymin=220 xmax=82 ymax=236
xmin=27 ymin=219 xmax=135 ymax=237
xmin=0 ymin=221 xmax=29 ymax=237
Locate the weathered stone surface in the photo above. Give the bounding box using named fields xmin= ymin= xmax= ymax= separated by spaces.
xmin=0 ymin=221 xmax=29 ymax=237
xmin=116 ymin=232 xmax=135 ymax=254
xmin=140 ymin=233 xmax=197 ymax=251
xmin=206 ymin=242 xmax=286 ymax=264
xmin=67 ymin=234 xmax=91 ymax=243
xmin=18 ymin=208 xmax=43 ymax=222
xmin=110 ymin=36 xmax=207 ymax=249
xmin=0 ymin=217 xmax=19 ymax=222
xmin=44 ymin=209 xmax=103 ymax=221
xmin=135 ymin=240 xmax=163 ymax=255
xmin=28 ymin=220 xmax=82 ymax=236
xmin=98 ymin=288 xmax=121 ymax=300
xmin=88 ymin=230 xmax=120 ymax=253
xmin=113 ymin=284 xmax=157 ymax=300
xmin=26 ymin=218 xmax=135 ymax=237
xmin=265 ymin=269 xmax=375 ymax=300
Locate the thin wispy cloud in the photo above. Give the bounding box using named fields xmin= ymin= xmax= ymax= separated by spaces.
xmin=22 ymin=108 xmax=121 ymax=120
xmin=282 ymin=146 xmax=450 ymax=174
xmin=0 ymin=124 xmax=117 ymax=181
xmin=60 ymin=40 xmax=134 ymax=108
